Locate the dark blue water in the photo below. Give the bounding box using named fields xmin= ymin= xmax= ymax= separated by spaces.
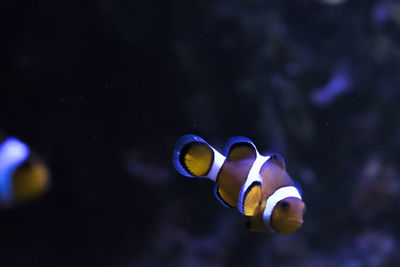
xmin=0 ymin=0 xmax=399 ymax=266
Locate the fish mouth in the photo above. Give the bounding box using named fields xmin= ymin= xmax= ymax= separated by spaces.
xmin=287 ymin=219 xmax=303 ymax=226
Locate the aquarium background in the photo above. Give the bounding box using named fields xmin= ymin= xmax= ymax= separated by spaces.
xmin=1 ymin=0 xmax=400 ymax=266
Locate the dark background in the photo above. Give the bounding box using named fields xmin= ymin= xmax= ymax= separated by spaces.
xmin=1 ymin=0 xmax=400 ymax=266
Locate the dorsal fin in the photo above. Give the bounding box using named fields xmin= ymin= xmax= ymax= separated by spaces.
xmin=268 ymin=153 xmax=286 ymax=169
xmin=225 ymin=136 xmax=257 ymax=161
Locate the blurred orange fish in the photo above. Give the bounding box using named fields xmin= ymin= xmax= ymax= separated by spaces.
xmin=0 ymin=136 xmax=50 ymax=208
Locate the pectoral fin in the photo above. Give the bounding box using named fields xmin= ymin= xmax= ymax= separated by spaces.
xmin=242 ymin=181 xmax=262 ymax=216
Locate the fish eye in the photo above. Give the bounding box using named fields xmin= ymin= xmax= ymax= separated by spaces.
xmin=279 ymin=201 xmax=290 ymax=211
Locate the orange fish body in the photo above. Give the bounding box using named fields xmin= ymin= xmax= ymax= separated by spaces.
xmin=173 ymin=135 xmax=305 ymax=235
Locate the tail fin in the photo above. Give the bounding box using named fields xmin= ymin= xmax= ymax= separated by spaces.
xmin=173 ymin=135 xmax=225 ymax=181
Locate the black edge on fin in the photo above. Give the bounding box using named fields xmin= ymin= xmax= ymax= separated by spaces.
xmin=242 ymin=181 xmax=262 ymax=215
xmin=268 ymin=153 xmax=286 ymax=169
xmin=179 ymin=142 xmax=213 ymax=177
xmin=173 ymin=134 xmax=207 ymax=177
xmin=225 ymin=137 xmax=257 ymax=161
xmin=214 ymin=184 xmax=234 ymax=209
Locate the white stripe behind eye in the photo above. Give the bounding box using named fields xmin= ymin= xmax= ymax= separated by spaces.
xmin=237 ymin=153 xmax=270 ymax=214
xmin=262 ymin=186 xmax=302 ymax=233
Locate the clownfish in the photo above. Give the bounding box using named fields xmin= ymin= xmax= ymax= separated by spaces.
xmin=173 ymin=135 xmax=306 ymax=235
xmin=0 ymin=136 xmax=50 ymax=208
